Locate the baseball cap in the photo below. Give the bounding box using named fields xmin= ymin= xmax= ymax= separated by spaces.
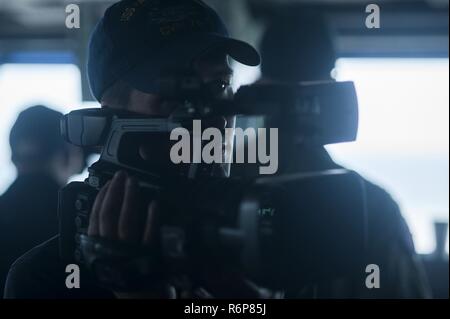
xmin=88 ymin=0 xmax=261 ymax=101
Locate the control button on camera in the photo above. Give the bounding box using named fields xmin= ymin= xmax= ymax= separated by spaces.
xmin=75 ymin=199 xmax=85 ymax=211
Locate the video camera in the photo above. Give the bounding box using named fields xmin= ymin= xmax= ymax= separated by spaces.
xmin=58 ymin=80 xmax=367 ymax=293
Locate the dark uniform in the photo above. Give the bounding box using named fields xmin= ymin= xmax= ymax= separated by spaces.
xmin=0 ymin=105 xmax=75 ymax=297
xmin=4 ymin=148 xmax=430 ymax=299
xmin=0 ymin=173 xmax=59 ymax=297
xmin=232 ymin=147 xmax=431 ymax=298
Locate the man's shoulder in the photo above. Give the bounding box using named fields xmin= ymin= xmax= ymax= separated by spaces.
xmin=5 ymin=236 xmax=113 ymax=299
xmin=362 ymin=178 xmax=400 ymax=213
xmin=360 ymin=177 xmax=402 ymax=222
xmin=358 ymin=175 xmax=415 ymax=253
xmin=5 ymin=236 xmax=63 ymax=298
xmin=9 ymin=235 xmax=60 ymax=268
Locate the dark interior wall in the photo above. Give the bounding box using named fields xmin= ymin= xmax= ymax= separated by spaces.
xmin=0 ymin=0 xmax=448 ymax=101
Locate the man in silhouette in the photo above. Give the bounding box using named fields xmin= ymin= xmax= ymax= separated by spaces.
xmin=0 ymin=105 xmax=84 ymax=296
xmin=4 ymin=0 xmax=261 ymax=298
xmin=252 ymin=14 xmax=431 ymax=298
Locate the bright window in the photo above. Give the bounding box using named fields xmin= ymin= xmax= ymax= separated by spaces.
xmin=0 ymin=60 xmax=448 ymax=254
xmin=328 ymin=58 xmax=449 ymax=254
xmin=0 ymin=63 xmax=97 ymax=194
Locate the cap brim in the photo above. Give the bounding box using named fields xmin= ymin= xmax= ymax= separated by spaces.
xmin=214 ymin=37 xmax=261 ymax=67
xmin=122 ymin=33 xmax=260 ymax=94
xmin=171 ymin=32 xmax=261 ymax=67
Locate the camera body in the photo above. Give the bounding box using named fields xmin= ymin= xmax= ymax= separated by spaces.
xmin=58 ymin=82 xmax=367 ymax=291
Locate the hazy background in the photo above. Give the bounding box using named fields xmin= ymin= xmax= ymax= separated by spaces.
xmin=0 ymin=0 xmax=448 ymax=255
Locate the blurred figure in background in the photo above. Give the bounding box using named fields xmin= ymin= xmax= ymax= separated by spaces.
xmin=0 ymin=105 xmax=85 ymax=296
xmin=260 ymin=15 xmax=336 ymax=85
xmin=237 ymin=13 xmax=430 ymax=298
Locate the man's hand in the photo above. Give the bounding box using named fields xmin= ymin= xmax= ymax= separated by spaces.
xmin=85 ymin=171 xmax=266 ymax=299
xmin=88 ymin=171 xmax=156 ymax=245
xmin=86 ymin=171 xmax=171 ymax=298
